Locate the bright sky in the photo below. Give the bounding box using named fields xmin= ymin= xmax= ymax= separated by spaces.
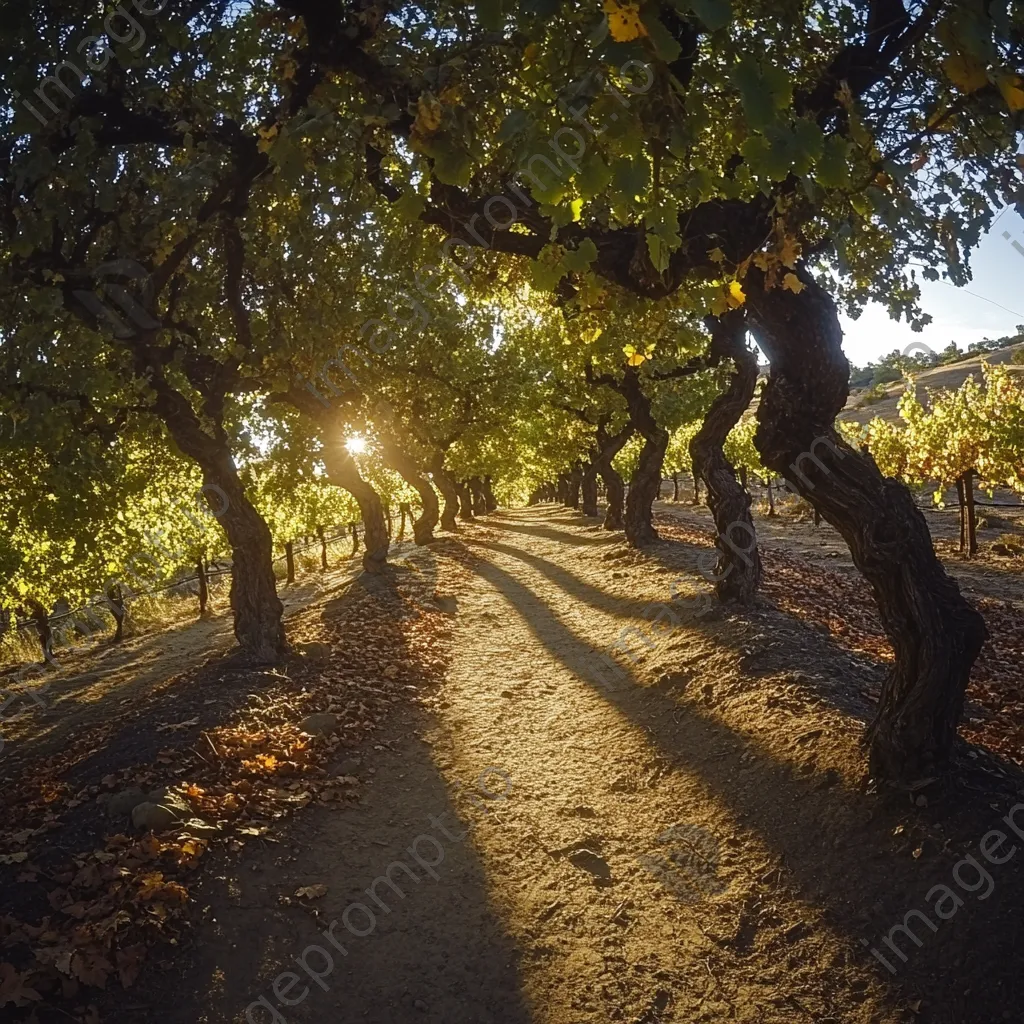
xmin=838 ymin=206 xmax=1024 ymax=366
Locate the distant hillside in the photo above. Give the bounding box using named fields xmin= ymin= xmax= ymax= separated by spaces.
xmin=841 ymin=342 xmax=1024 ymax=425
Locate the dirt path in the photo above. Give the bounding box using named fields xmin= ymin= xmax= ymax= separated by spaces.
xmin=78 ymin=509 xmax=1024 ymax=1024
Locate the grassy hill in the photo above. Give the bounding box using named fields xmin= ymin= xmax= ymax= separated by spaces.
xmin=841 ymin=342 xmax=1024 ymax=425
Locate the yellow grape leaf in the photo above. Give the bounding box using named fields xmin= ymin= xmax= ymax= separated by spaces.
xmin=627 ymin=352 xmax=646 ymax=366
xmin=256 ymin=124 xmax=279 ymax=154
xmin=603 ymin=1 xmax=647 ymax=42
xmin=997 ymin=75 xmax=1024 ymax=112
xmin=726 ymin=280 xmax=746 ymax=307
xmin=778 ymin=235 xmax=802 ymax=267
xmin=943 ymin=54 xmax=988 ymax=94
xmin=582 ymin=326 xmax=603 ymax=343
xmin=782 ymin=272 xmax=805 ymax=294
xmin=414 ymin=93 xmax=443 ymax=134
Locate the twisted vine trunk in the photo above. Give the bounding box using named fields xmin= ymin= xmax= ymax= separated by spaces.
xmin=378 ymin=431 xmax=440 ymax=544
xmin=581 ymin=462 xmax=599 ymax=517
xmin=566 ymin=464 xmax=583 ymax=510
xmin=154 ymin=383 xmax=284 ymax=662
xmin=745 ymin=268 xmax=987 ymax=783
xmin=317 ymin=527 xmax=328 ymax=570
xmin=690 ymin=310 xmax=761 ymax=603
xmin=457 ymin=480 xmax=475 ymax=521
xmin=594 ymin=422 xmax=632 ymax=531
xmin=24 ymin=598 xmax=54 ymax=662
xmin=620 ymin=367 xmax=667 ymax=546
xmin=470 ymin=476 xmax=489 ymax=516
xmin=483 ymin=475 xmax=499 ymax=513
xmin=429 ymin=453 xmax=460 ymax=531
xmin=556 ymin=474 xmax=570 ymax=505
xmin=321 ymin=438 xmax=390 ymax=573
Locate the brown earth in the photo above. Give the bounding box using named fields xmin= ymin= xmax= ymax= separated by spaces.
xmin=3 ymin=507 xmax=1024 ymax=1024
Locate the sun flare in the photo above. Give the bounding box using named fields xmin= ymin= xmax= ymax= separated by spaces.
xmin=345 ymin=435 xmax=367 ymax=455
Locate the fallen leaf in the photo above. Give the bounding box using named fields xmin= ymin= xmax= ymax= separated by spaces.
xmin=0 ymin=963 xmax=42 ymax=1007
xmin=294 ymin=884 xmax=328 ymax=899
xmin=71 ymin=950 xmax=113 ymax=989
xmin=116 ymin=944 xmax=147 ymax=989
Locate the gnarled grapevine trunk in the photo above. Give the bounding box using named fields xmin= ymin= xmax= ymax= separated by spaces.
xmin=321 ymin=438 xmax=390 ymax=573
xmin=627 ymin=431 xmax=668 ymax=545
xmin=470 ymin=476 xmax=489 ymax=516
xmin=196 ymin=561 xmax=210 ymax=616
xmin=556 ymin=474 xmax=570 ymax=506
xmin=745 ymin=268 xmax=987 ymax=782
xmin=429 ymin=453 xmax=460 ymax=531
xmin=154 ymin=382 xmax=285 ymax=662
xmin=581 ymin=461 xmax=599 ymax=517
xmin=690 ymin=310 xmax=761 ymax=603
xmin=566 ymin=464 xmax=583 ymax=509
xmin=457 ymin=479 xmax=475 ymax=521
xmin=24 ymin=598 xmax=54 ymax=662
xmin=378 ymin=431 xmax=440 ymax=544
xmin=483 ymin=475 xmax=499 ymax=513
xmin=618 ymin=367 xmax=667 ymax=546
xmin=594 ymin=422 xmax=632 ymax=531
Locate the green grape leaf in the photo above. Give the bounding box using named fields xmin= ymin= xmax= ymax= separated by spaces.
xmin=688 ymin=0 xmax=732 ymax=31
xmin=497 ymin=109 xmax=531 ymax=143
xmin=576 ymin=152 xmax=613 ymax=199
xmin=815 ymin=135 xmax=851 ymax=189
xmin=562 ymin=238 xmax=599 ymax=273
xmin=639 ymin=11 xmax=682 ymax=63
xmin=610 ymin=155 xmax=650 ymax=203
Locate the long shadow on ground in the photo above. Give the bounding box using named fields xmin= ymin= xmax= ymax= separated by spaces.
xmin=108 ymin=700 xmax=533 ymax=1024
xmin=461 ymin=533 xmax=1024 ymax=1024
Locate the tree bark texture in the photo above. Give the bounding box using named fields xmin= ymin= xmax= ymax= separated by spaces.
xmin=378 ymin=431 xmax=440 ymax=544
xmin=745 ymin=267 xmax=987 ymax=783
xmin=594 ymin=422 xmax=633 ymax=531
xmin=321 ymin=437 xmax=390 ymax=573
xmin=153 ymin=382 xmax=285 ymax=662
xmin=430 ymin=453 xmax=461 ymax=531
xmin=689 ymin=309 xmax=761 ymax=603
xmin=581 ymin=462 xmax=599 ymax=517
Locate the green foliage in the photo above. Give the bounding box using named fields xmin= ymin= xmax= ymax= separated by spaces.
xmin=853 ymin=364 xmax=1024 ymax=499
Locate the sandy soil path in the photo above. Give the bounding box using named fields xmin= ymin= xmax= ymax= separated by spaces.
xmin=83 ymin=507 xmax=1024 ymax=1024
